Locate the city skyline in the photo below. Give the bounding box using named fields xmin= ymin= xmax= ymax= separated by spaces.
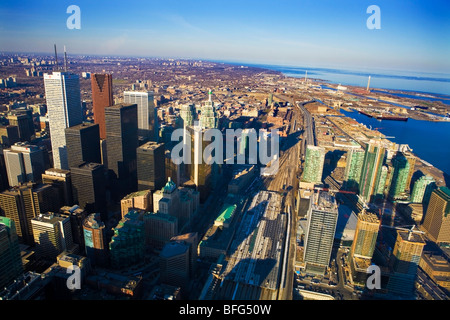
xmin=0 ymin=0 xmax=449 ymax=74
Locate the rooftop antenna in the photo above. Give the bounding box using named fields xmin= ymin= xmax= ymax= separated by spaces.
xmin=366 ymin=75 xmax=371 ymax=92
xmin=54 ymin=44 xmax=59 ymax=71
xmin=64 ymin=45 xmax=68 ymax=72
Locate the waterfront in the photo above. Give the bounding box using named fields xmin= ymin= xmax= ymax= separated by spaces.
xmin=340 ymin=109 xmax=450 ymax=177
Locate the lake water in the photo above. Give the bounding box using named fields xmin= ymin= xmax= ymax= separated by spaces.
xmin=340 ymin=109 xmax=450 ymax=176
xmin=243 ymin=62 xmax=450 ymax=176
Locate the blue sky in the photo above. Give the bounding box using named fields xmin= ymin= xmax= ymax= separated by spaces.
xmin=1 ymin=0 xmax=449 ymax=74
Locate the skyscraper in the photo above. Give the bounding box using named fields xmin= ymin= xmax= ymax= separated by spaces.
xmin=410 ymin=175 xmax=436 ymax=204
xmin=3 ymin=142 xmax=46 ymax=187
xmin=70 ymin=162 xmax=107 ymax=217
xmin=180 ymin=103 xmax=196 ymax=127
xmin=31 ymin=212 xmax=74 ymax=260
xmin=199 ymin=91 xmax=218 ymax=129
xmin=136 ymin=141 xmax=165 ymax=192
xmin=44 ymin=72 xmax=83 ymax=169
xmin=0 ymin=182 xmax=58 ymax=245
xmin=0 ymin=216 xmax=23 ymax=288
xmin=143 ymin=211 xmax=178 ymax=249
xmin=7 ymin=108 xmax=35 ymax=143
xmin=304 ymin=191 xmax=339 ymax=275
xmin=359 ymin=141 xmax=386 ymax=203
xmin=105 ymin=103 xmax=138 ymax=199
xmin=421 ymin=187 xmax=450 ymax=244
xmin=159 ymin=240 xmax=190 ymax=289
xmin=302 ymin=145 xmax=325 ymax=184
xmin=123 ymin=91 xmax=158 ymax=141
xmin=387 ymin=229 xmax=425 ymax=296
xmin=388 ymin=152 xmax=410 ymax=200
xmin=91 ymin=74 xmax=113 ymax=140
xmin=349 ymin=210 xmax=380 ymax=285
xmin=41 ymin=168 xmax=73 ymax=207
xmin=343 ymin=148 xmax=365 ymax=191
xmin=65 ymin=123 xmax=101 ymax=169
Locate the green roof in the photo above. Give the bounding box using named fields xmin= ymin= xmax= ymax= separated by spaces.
xmin=215 ymin=204 xmax=237 ymax=224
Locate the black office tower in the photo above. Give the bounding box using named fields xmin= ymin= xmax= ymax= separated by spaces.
xmin=65 ymin=123 xmax=101 ymax=169
xmin=137 ymin=141 xmax=165 ymax=191
xmin=71 ymin=162 xmax=107 ymax=218
xmin=105 ymin=104 xmax=138 ymax=200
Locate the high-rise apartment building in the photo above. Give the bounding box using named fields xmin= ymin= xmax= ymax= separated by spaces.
xmin=304 ymin=191 xmax=339 ymax=275
xmin=136 ymin=141 xmax=165 ymax=192
xmin=0 ymin=216 xmax=23 ymax=288
xmin=44 ymin=72 xmax=83 ymax=169
xmin=105 ymin=103 xmax=138 ymax=199
xmin=359 ymin=140 xmax=386 ymax=203
xmin=0 ymin=182 xmax=58 ymax=245
xmin=387 ymin=229 xmax=425 ymax=296
xmin=344 ymin=148 xmax=365 ymax=191
xmin=3 ymin=142 xmax=46 ymax=187
xmin=388 ymin=152 xmax=410 ymax=200
xmin=349 ymin=210 xmax=380 ymax=285
xmin=70 ymin=162 xmax=107 ymax=217
xmin=31 ymin=212 xmax=74 ymax=260
xmin=83 ymin=213 xmax=108 ymax=267
xmin=302 ymin=145 xmax=325 ymax=184
xmin=410 ymin=175 xmax=436 ymax=204
xmin=91 ymin=74 xmax=113 ymax=140
xmin=123 ymin=91 xmax=158 ymax=141
xmin=421 ymin=187 xmax=450 ymax=244
xmin=65 ymin=123 xmax=101 ymax=169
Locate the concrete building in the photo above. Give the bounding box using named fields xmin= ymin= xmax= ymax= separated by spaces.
xmin=123 ymin=91 xmax=158 ymax=141
xmin=43 ymin=72 xmax=83 ymax=169
xmin=109 ymin=210 xmax=145 ymax=269
xmin=359 ymin=140 xmax=386 ymax=203
xmin=0 ymin=217 xmax=23 ymax=288
xmin=83 ymin=213 xmax=108 ymax=267
xmin=304 ymin=191 xmax=338 ymax=275
xmin=65 ymin=123 xmax=101 ymax=169
xmin=70 ymin=162 xmax=107 ymax=217
xmin=421 ymin=187 xmax=450 ymax=244
xmin=91 ymin=74 xmax=113 ymax=140
xmin=343 ymin=148 xmax=365 ymax=192
xmin=302 ymin=145 xmax=325 ymax=184
xmin=387 ymin=229 xmax=425 ymax=296
xmin=159 ymin=241 xmax=190 ymax=289
xmin=31 ymin=212 xmax=74 ymax=260
xmin=388 ymin=152 xmax=410 ymax=200
xmin=349 ymin=210 xmax=380 ymax=285
xmin=0 ymin=182 xmax=58 ymax=245
xmin=3 ymin=142 xmax=46 ymax=187
xmin=105 ymin=103 xmax=138 ymax=199
xmin=136 ymin=141 xmax=165 ymax=192
xmin=120 ymin=189 xmax=152 ymax=218
xmin=410 ymin=175 xmax=436 ymax=204
xmin=143 ymin=211 xmax=178 ymax=249
xmin=41 ymin=168 xmax=73 ymax=207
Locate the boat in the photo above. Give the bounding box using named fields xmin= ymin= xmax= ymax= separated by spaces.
xmin=375 ymin=115 xmax=408 ymax=121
